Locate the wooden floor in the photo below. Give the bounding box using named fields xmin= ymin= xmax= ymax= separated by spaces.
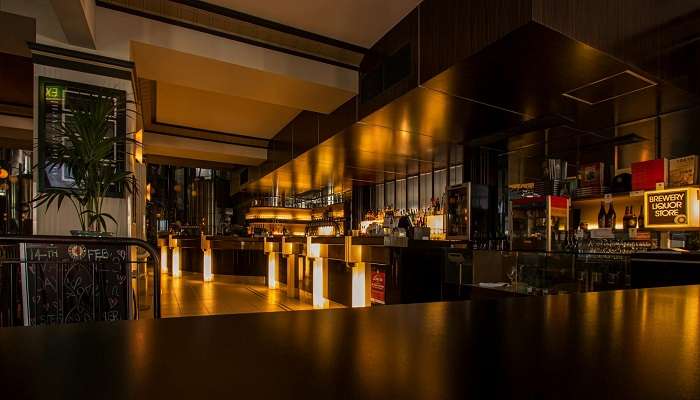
xmin=155 ymin=272 xmax=342 ymax=317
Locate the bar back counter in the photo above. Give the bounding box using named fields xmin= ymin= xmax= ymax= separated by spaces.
xmin=158 ymin=229 xmax=700 ymax=309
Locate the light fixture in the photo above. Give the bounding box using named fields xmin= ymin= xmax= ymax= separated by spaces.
xmin=0 ymin=168 xmax=8 ymax=179
xmin=134 ymin=129 xmax=143 ymax=163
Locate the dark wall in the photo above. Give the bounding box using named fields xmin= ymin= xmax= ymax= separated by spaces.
xmin=419 ymin=0 xmax=533 ymax=83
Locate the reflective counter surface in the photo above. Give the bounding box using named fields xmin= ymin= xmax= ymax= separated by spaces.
xmin=1 ymin=285 xmax=699 ymax=399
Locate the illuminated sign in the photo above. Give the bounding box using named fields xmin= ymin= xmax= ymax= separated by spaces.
xmin=644 ymin=188 xmax=700 ymax=229
xmin=44 ymin=85 xmax=63 ymax=101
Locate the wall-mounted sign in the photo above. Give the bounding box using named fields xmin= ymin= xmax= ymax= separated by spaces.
xmin=644 ymin=188 xmax=700 ymax=229
xmin=38 ymin=77 xmax=127 ymax=197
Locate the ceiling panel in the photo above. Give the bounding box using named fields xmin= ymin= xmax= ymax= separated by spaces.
xmin=204 ymin=0 xmax=422 ymax=48
xmin=131 ymin=41 xmax=356 ymax=114
xmin=156 ymin=82 xmax=300 ymax=139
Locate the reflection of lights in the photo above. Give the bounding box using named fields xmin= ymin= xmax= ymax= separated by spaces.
xmin=308 ymin=243 xmax=321 ymax=258
xmin=268 ymin=253 xmax=278 ymax=289
xmin=203 ymin=249 xmax=213 ymax=281
xmin=146 ymin=183 xmax=152 ymax=202
xmin=313 ymin=259 xmax=328 ymax=308
xmin=160 ymin=246 xmax=168 ymax=273
xmin=171 ymin=247 xmax=181 ymax=278
xmin=351 ymin=263 xmax=369 ymax=307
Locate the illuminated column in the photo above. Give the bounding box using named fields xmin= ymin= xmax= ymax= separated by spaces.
xmin=312 ymin=258 xmax=329 ymax=309
xmin=171 ymin=247 xmax=182 ymax=278
xmin=352 ymin=262 xmax=371 ymax=308
xmin=160 ymin=246 xmax=168 ymax=273
xmin=268 ymin=253 xmax=278 ymax=289
xmin=203 ymin=248 xmax=213 ymax=282
xmin=287 ymin=255 xmax=298 ymax=298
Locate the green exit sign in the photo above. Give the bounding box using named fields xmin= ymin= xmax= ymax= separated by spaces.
xmin=45 ymin=85 xmax=63 ymax=101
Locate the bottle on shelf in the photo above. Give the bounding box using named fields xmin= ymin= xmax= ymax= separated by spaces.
xmin=598 ymin=201 xmax=606 ymax=229
xmin=605 ymin=201 xmax=616 ymax=230
xmin=622 ymin=206 xmax=631 ymax=231
xmin=638 ymin=205 xmax=644 ymax=229
xmin=629 ymin=208 xmax=638 ymax=229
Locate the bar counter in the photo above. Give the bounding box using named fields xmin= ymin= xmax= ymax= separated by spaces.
xmin=2 ymin=285 xmax=699 ymax=399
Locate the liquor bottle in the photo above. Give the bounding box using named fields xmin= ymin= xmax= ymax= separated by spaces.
xmin=638 ymin=205 xmax=644 ymax=229
xmin=605 ymin=202 xmax=616 ymax=229
xmin=597 ymin=201 xmax=606 ymax=229
xmin=629 ymin=208 xmax=638 ymax=229
xmin=622 ymin=206 xmax=631 ymax=231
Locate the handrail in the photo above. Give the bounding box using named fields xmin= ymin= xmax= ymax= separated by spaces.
xmin=0 ymin=235 xmax=161 ymax=319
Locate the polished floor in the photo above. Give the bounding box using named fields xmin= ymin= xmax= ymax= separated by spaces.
xmin=158 ymin=272 xmax=336 ymax=317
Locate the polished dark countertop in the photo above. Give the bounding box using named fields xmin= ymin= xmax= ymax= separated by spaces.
xmin=2 ymin=286 xmax=700 ymax=399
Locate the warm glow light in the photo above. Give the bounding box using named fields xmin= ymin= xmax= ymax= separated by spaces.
xmin=203 ymin=249 xmax=213 ymax=282
xmin=312 ymin=259 xmax=328 ymax=309
xmin=268 ymin=253 xmax=278 ymax=289
xmin=351 ymin=263 xmax=370 ymax=308
xmin=0 ymin=168 xmax=8 ymax=179
xmin=245 ymin=207 xmax=312 ymax=221
xmin=426 ymin=215 xmax=445 ymax=240
xmin=360 ymin=219 xmax=382 ymax=233
xmin=146 ymin=183 xmax=152 ymax=202
xmin=134 ymin=129 xmax=143 ymax=163
xmin=308 ymin=243 xmax=321 ymax=258
xmin=160 ymin=246 xmax=168 ymax=273
xmin=318 ymin=226 xmax=334 ymax=236
xmin=171 ymin=247 xmax=181 ymax=278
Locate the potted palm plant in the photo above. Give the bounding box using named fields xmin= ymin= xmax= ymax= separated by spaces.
xmin=33 ymin=96 xmax=138 ymax=236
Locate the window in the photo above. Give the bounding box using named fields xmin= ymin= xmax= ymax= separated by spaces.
xmin=396 ymin=179 xmax=406 ymax=210
xmin=434 ymin=169 xmax=447 ymax=203
xmin=420 ymin=172 xmax=432 ymax=208
xmin=385 ymin=181 xmax=395 ymax=209
xmin=407 ymin=176 xmax=419 ymax=210
xmin=449 ymin=165 xmax=463 ymax=186
xmin=376 ymin=184 xmax=384 ymax=209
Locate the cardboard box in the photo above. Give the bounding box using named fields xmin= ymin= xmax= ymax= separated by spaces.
xmin=632 ymin=159 xmax=668 ymax=191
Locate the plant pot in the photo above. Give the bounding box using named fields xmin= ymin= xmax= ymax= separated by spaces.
xmin=70 ymin=230 xmax=114 ymax=237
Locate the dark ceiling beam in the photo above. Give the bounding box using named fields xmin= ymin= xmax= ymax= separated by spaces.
xmin=170 ymin=0 xmax=369 ymax=54
xmin=49 ymin=0 xmax=96 ymax=49
xmin=96 ymin=0 xmax=360 ymax=71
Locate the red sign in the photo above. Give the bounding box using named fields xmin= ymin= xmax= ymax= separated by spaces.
xmin=371 ymin=270 xmax=386 ymax=304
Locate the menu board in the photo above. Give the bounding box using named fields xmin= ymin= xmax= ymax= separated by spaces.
xmin=38 ymin=77 xmax=127 ymax=196
xmin=644 ymin=188 xmax=700 ymax=229
xmin=21 ymin=242 xmax=130 ymax=326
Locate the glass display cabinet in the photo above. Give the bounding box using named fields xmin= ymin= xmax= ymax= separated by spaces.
xmin=510 ymin=195 xmax=569 ymax=251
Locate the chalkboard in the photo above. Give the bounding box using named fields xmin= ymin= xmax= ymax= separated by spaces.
xmin=38 ymin=77 xmax=127 ymax=197
xmin=21 ymin=242 xmax=131 ymax=326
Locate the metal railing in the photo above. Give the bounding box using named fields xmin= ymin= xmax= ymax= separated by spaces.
xmin=0 ymin=235 xmax=160 ymax=327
